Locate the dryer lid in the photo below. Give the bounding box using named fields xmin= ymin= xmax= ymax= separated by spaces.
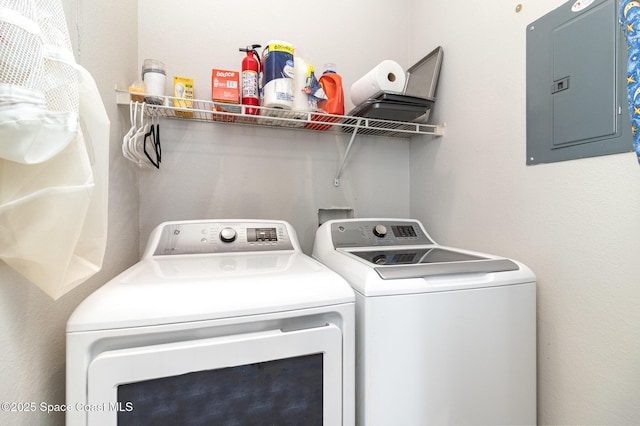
xmin=67 ymin=252 xmax=354 ymax=332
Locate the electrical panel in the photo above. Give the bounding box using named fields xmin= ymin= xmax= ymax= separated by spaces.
xmin=526 ymin=0 xmax=633 ymax=165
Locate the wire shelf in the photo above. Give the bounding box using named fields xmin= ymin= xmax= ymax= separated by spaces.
xmin=118 ymin=91 xmax=444 ymax=139
xmin=117 ymin=89 xmax=444 ymax=185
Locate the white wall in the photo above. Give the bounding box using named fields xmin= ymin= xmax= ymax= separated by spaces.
xmin=408 ymin=1 xmax=640 ymax=424
xmin=137 ymin=0 xmax=413 ymax=253
xmin=138 ymin=122 xmax=411 ymax=254
xmin=4 ymin=1 xmax=637 ymax=425
xmin=0 ymin=2 xmax=139 ymax=425
xmin=0 ymin=1 xmax=412 ymax=425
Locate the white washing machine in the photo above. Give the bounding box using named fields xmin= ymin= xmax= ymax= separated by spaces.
xmin=313 ymin=218 xmax=536 ymax=426
xmin=66 ymin=219 xmax=355 ymax=426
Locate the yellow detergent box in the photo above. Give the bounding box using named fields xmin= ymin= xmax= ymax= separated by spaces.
xmin=174 ymin=76 xmax=194 ymax=118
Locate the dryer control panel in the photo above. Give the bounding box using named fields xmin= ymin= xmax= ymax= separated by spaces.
xmin=330 ymin=219 xmax=434 ymax=249
xmin=147 ymin=220 xmax=295 ymax=256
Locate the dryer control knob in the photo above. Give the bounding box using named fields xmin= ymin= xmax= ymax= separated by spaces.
xmin=373 ymin=224 xmax=388 ymax=238
xmin=219 ymin=227 xmax=237 ymax=243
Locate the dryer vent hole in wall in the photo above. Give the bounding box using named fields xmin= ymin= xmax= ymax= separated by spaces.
xmin=318 ymin=208 xmax=354 ymax=227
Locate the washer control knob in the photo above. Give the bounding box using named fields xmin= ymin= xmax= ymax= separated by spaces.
xmin=373 ymin=224 xmax=388 ymax=238
xmin=373 ymin=255 xmax=387 ymax=265
xmin=219 ymin=227 xmax=237 ymax=243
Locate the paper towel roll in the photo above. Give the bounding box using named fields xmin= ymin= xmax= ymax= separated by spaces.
xmin=262 ymin=79 xmax=293 ymax=110
xmin=261 ymin=40 xmax=294 ymax=110
xmin=349 ymin=60 xmax=406 ymax=107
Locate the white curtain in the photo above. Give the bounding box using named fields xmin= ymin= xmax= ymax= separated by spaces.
xmin=0 ymin=0 xmax=109 ymax=299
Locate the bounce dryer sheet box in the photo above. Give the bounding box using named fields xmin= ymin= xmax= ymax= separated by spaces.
xmin=173 ymin=76 xmax=194 ymax=118
xmin=211 ymin=69 xmax=240 ymax=122
xmin=211 ymin=69 xmax=239 ymax=103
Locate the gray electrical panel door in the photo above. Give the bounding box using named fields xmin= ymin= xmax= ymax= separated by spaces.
xmin=526 ymin=0 xmax=633 ymax=165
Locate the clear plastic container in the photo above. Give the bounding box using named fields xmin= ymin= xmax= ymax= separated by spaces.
xmin=142 ymin=59 xmax=166 ymax=105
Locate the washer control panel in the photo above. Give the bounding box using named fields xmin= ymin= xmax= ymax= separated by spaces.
xmin=149 ymin=221 xmax=294 ymax=256
xmin=330 ymin=219 xmax=434 ymax=248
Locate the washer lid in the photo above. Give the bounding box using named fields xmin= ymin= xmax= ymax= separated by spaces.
xmin=67 ymin=252 xmax=354 ymax=333
xmin=349 ymin=247 xmax=519 ymax=279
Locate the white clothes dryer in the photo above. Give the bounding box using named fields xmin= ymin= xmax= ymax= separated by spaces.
xmin=66 ymin=220 xmax=355 ymax=426
xmin=313 ymin=218 xmax=536 ymax=426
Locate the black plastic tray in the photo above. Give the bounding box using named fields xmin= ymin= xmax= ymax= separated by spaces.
xmin=348 ymin=97 xmax=433 ymax=122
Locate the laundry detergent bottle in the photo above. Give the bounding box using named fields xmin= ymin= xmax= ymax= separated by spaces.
xmin=306 ymin=63 xmax=344 ymax=130
xmin=318 ymin=63 xmax=344 ymax=115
